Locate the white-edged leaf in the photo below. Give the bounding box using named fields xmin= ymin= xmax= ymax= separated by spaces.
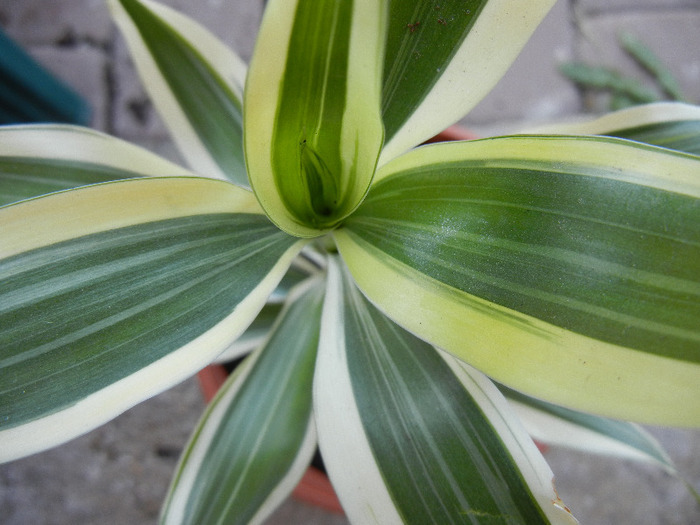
xmin=244 ymin=0 xmax=387 ymax=236
xmin=380 ymin=0 xmax=557 ymax=163
xmin=162 ymin=277 xmax=323 ymax=525
xmin=336 ymin=136 xmax=700 ymax=426
xmin=212 ymin=302 xmax=283 ymax=363
xmin=0 ymin=124 xmax=192 ymax=205
xmin=313 ymin=255 xmax=577 ymax=524
xmin=528 ymin=102 xmax=700 ymax=156
xmin=109 ymin=0 xmax=248 ymax=184
xmin=499 ymin=384 xmax=675 ymax=472
xmin=0 ymin=177 xmax=305 ymax=462
xmin=213 ymin=253 xmax=322 ymax=362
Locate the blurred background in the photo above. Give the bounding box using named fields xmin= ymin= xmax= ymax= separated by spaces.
xmin=0 ymin=0 xmax=698 ymax=523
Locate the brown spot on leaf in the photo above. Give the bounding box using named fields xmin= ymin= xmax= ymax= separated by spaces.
xmin=407 ymin=21 xmax=420 ymax=33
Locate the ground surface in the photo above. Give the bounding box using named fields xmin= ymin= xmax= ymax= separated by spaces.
xmin=1 ymin=0 xmax=699 ymax=523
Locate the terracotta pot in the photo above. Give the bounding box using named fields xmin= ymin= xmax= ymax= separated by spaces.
xmin=423 ymin=124 xmax=479 ymax=143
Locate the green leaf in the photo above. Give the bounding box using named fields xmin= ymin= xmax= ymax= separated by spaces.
xmin=214 ymin=254 xmax=321 ymax=362
xmin=268 ymin=252 xmax=322 ymax=303
xmin=109 ymin=0 xmax=248 ymax=185
xmin=558 ymin=62 xmax=659 ymax=104
xmin=314 ymin=256 xmax=577 ymax=523
xmin=213 ymin=302 xmax=283 ymax=363
xmin=530 ymin=102 xmax=700 ymax=156
xmin=502 ymin=384 xmax=700 ymax=506
xmin=618 ymin=32 xmax=686 ymax=102
xmin=499 ymin=384 xmax=675 ymax=472
xmin=0 ymin=177 xmax=305 ymax=462
xmin=244 ymin=0 xmax=387 ymax=236
xmin=162 ymin=278 xmax=323 ymax=525
xmin=614 ymin=120 xmax=700 ymax=155
xmin=336 ymin=136 xmax=700 ymax=426
xmin=0 ymin=124 xmax=193 ymax=206
xmin=380 ymin=0 xmax=557 ymax=162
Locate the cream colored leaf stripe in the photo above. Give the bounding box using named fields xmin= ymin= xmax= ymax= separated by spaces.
xmin=110 ymin=0 xmax=248 ymax=184
xmin=0 ymin=179 xmax=305 ymax=461
xmin=163 ymin=279 xmax=323 ymax=524
xmin=316 ymin=256 xmax=575 ymax=523
xmin=380 ymin=0 xmax=557 ymax=163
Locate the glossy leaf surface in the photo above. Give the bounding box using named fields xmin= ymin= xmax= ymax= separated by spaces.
xmin=337 ymin=136 xmax=700 ymax=425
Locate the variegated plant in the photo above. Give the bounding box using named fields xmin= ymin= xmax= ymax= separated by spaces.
xmin=1 ymin=0 xmax=699 ymax=523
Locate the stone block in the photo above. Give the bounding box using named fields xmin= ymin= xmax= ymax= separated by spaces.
xmin=111 ymin=0 xmax=263 ymax=148
xmin=111 ymin=52 xmax=171 ymax=141
xmin=576 ymin=0 xmax=698 ymax=15
xmin=463 ymin=0 xmax=581 ymax=128
xmin=576 ymin=10 xmax=700 ymax=111
xmin=546 ymin=427 xmax=700 ymax=525
xmin=151 ymin=0 xmax=263 ymax=62
xmin=0 ymin=0 xmax=112 ymax=46
xmin=27 ymin=44 xmax=109 ymax=131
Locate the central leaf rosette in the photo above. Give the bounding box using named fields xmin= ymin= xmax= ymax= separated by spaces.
xmin=244 ymin=0 xmax=386 ymax=237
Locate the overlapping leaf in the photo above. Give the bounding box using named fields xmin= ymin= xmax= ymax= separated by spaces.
xmin=213 ymin=303 xmax=283 ymax=363
xmin=500 ymin=384 xmax=675 ymax=471
xmin=0 ymin=177 xmax=305 ymax=461
xmin=0 ymin=125 xmax=191 ymax=205
xmin=162 ymin=278 xmax=323 ymax=525
xmin=336 ymin=136 xmax=700 ymax=426
xmin=244 ymin=0 xmax=387 ymax=236
xmin=530 ymin=102 xmax=700 ymax=155
xmin=314 ymin=256 xmax=576 ymax=523
xmin=2 ymin=0 xmax=700 ymax=523
xmin=380 ymin=0 xmax=557 ymax=162
xmin=214 ymin=255 xmax=319 ymax=363
xmin=110 ymin=0 xmax=248 ymax=184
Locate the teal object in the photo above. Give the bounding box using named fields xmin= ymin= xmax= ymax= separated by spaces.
xmin=0 ymin=28 xmax=91 ymax=125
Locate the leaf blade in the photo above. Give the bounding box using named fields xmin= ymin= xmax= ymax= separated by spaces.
xmin=529 ymin=102 xmax=700 ymax=156
xmin=0 ymin=124 xmax=192 ymax=205
xmin=0 ymin=178 xmax=305 ymax=462
xmin=162 ymin=278 xmax=323 ymax=525
xmin=336 ymin=136 xmax=700 ymax=425
xmin=244 ymin=0 xmax=387 ymax=236
xmin=499 ymin=384 xmax=675 ymax=472
xmin=314 ymin=256 xmax=576 ymax=523
xmin=109 ymin=0 xmax=248 ymax=184
xmin=380 ymin=0 xmax=557 ymax=162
